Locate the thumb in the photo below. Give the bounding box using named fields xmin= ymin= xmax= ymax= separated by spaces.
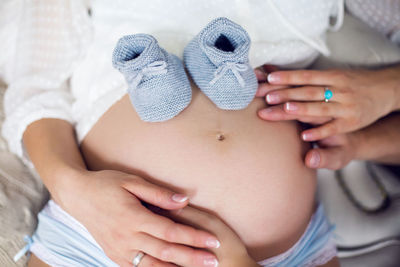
xmin=305 ymin=147 xmax=349 ymax=170
xmin=123 ymin=177 xmax=189 ymax=210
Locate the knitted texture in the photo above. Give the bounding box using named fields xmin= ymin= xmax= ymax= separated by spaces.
xmin=184 ymin=17 xmax=257 ymax=110
xmin=112 ymin=34 xmax=191 ymax=122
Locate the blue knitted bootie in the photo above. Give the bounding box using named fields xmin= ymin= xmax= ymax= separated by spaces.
xmin=184 ymin=17 xmax=257 ymax=110
xmin=112 ymin=34 xmax=192 ymax=122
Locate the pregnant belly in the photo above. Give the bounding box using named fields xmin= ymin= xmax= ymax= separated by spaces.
xmin=80 ymin=85 xmax=316 ymax=260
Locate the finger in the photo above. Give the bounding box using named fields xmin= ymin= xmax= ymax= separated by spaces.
xmin=318 ymin=134 xmax=347 ymax=147
xmin=266 ymin=86 xmax=342 ymax=104
xmin=128 ymin=250 xmax=177 ymax=267
xmin=255 ymin=65 xmax=280 ymax=83
xmin=255 ymin=83 xmax=288 ymax=97
xmin=301 ymin=121 xmax=342 ymax=141
xmin=254 ymin=68 xmax=267 ymax=82
xmin=305 ymin=147 xmax=349 ymax=170
xmin=258 ymin=105 xmax=332 ymax=124
xmin=122 ymin=178 xmax=189 ymax=210
xmin=267 ymin=70 xmax=339 ymax=85
xmin=167 ymin=206 xmax=223 ymax=235
xmin=133 ymin=232 xmax=219 ymax=267
xmin=137 ymin=209 xmax=220 ymax=249
xmin=261 ymin=64 xmax=280 ymax=73
xmin=283 ymin=101 xmax=342 ymax=118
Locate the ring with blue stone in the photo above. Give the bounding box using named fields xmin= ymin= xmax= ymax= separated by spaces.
xmin=324 ymin=87 xmax=333 ymax=102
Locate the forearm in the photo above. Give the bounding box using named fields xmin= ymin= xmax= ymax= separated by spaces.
xmin=354 ymin=113 xmax=400 ymax=164
xmin=23 ymin=118 xmax=88 ymax=207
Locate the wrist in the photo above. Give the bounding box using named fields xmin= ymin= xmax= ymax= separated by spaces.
xmin=394 ymin=83 xmax=400 ymax=111
xmin=387 ymin=66 xmax=400 ymax=112
xmin=349 ymin=130 xmax=366 ymax=161
xmin=50 ymin=165 xmax=91 ymax=209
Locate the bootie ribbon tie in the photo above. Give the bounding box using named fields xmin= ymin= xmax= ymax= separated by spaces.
xmin=129 ymin=60 xmax=168 ymax=89
xmin=13 ymin=235 xmax=33 ymax=262
xmin=210 ymin=62 xmax=248 ymax=87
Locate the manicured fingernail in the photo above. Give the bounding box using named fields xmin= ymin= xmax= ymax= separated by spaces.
xmin=266 ymin=93 xmax=279 ymax=104
xmin=204 ymin=257 xmax=219 ymax=267
xmin=206 ymin=238 xmax=220 ymax=248
xmin=302 ymin=132 xmax=313 ymax=141
xmin=267 ymin=73 xmax=279 ymax=83
xmin=285 ymin=102 xmax=298 ymax=111
xmin=172 ymin=194 xmax=188 ymax=203
xmin=309 ymin=151 xmax=320 ymax=168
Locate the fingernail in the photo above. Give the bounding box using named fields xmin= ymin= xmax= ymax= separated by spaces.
xmin=267 ymin=73 xmax=279 ymax=83
xmin=206 ymin=238 xmax=220 ymax=248
xmin=302 ymin=132 xmax=313 ymax=141
xmin=285 ymin=102 xmax=297 ymax=111
xmin=266 ymin=93 xmax=279 ymax=104
xmin=309 ymin=151 xmax=320 ymax=168
xmin=172 ymin=194 xmax=188 ymax=203
xmin=204 ymin=257 xmax=219 ymax=267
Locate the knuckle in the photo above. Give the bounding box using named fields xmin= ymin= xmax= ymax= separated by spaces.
xmin=300 ymin=71 xmax=313 ymax=82
xmin=154 ymin=189 xmax=170 ymax=204
xmin=191 ymin=249 xmax=205 ymax=266
xmin=121 ymin=176 xmax=140 ymax=190
xmin=163 ymin=223 xmax=178 ymax=241
xmin=298 ymin=103 xmax=308 ymax=114
xmin=306 ymin=89 xmax=318 ymax=99
xmin=159 ymin=245 xmax=173 ymax=261
xmin=320 ymin=104 xmax=330 ymax=114
xmin=280 ymin=91 xmax=289 ymax=100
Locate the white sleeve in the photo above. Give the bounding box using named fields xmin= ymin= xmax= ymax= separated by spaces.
xmin=0 ymin=0 xmax=92 ymax=165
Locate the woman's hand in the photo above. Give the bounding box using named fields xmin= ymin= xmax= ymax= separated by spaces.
xmin=164 ymin=206 xmax=260 ymax=267
xmin=256 ymin=67 xmax=400 ymax=141
xmin=61 ymin=169 xmax=221 ymax=267
xmin=305 ymin=133 xmax=359 ymax=170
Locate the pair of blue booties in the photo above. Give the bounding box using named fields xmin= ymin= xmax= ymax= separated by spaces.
xmin=112 ymin=17 xmax=258 ymax=122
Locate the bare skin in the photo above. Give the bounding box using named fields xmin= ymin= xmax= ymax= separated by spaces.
xmin=25 ymin=78 xmax=340 ymax=266
xmin=28 ymin=83 xmax=339 ymax=266
xmin=78 ymin=83 xmax=316 ymax=261
xmin=23 ymin=121 xmax=219 ymax=266
xmin=256 ymin=65 xmax=400 ymax=169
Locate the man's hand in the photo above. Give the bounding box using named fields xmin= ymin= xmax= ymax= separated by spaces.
xmin=305 ymin=133 xmax=359 ymax=170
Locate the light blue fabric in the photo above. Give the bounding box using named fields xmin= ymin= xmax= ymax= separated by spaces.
xmin=258 ymin=204 xmax=336 ymax=267
xmin=30 ymin=209 xmax=118 ymax=267
xmin=15 ymin=201 xmax=335 ymax=267
xmin=112 ymin=34 xmax=192 ymax=122
xmin=184 ymin=17 xmax=258 ymax=110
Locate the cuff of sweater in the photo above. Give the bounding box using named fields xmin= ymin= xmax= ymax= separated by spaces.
xmin=2 ymin=110 xmax=75 ymax=168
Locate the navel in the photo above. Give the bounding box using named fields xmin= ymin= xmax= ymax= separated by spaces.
xmin=216 ymin=133 xmax=225 ymax=141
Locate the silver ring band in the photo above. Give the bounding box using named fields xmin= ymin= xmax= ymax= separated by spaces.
xmin=133 ymin=251 xmax=145 ymax=267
